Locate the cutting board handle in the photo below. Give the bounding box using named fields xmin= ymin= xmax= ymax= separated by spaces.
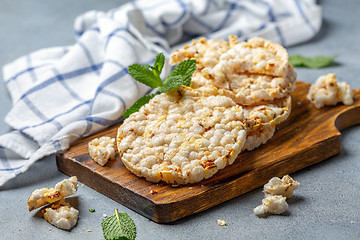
xmin=334 ymin=89 xmax=360 ymax=131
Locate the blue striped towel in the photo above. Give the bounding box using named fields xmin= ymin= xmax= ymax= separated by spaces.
xmin=0 ymin=0 xmax=322 ymax=186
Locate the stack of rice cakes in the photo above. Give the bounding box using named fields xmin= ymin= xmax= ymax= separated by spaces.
xmin=117 ymin=36 xmax=296 ymax=185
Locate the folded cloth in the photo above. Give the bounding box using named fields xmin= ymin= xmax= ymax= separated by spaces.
xmin=0 ymin=0 xmax=322 ymax=186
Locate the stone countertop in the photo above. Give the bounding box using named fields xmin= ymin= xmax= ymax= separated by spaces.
xmin=0 ymin=0 xmax=359 ymax=239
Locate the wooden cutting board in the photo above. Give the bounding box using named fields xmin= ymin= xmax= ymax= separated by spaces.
xmin=56 ymin=81 xmax=360 ymax=223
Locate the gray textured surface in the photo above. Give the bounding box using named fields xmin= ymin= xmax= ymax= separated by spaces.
xmin=1 ymin=0 xmax=360 ymax=239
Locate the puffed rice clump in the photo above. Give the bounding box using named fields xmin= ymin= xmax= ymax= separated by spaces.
xmin=307 ymin=73 xmax=354 ymax=109
xmin=263 ymin=174 xmax=300 ymax=198
xmin=27 ymin=176 xmax=78 ymax=211
xmin=43 ymin=199 xmax=79 ymax=230
xmin=254 ymin=175 xmax=299 ymax=216
xmin=88 ymin=136 xmax=116 ymax=166
xmin=253 ymin=195 xmax=289 ymax=215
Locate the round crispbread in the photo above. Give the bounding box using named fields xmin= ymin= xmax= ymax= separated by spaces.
xmin=193 ymin=65 xmax=296 ymax=105
xmin=242 ymin=96 xmax=291 ymax=151
xmin=117 ymin=86 xmax=247 ymax=185
xmin=171 ymin=36 xmax=296 ymax=105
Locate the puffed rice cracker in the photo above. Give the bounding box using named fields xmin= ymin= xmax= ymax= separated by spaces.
xmin=117 ymin=86 xmax=247 ymax=185
xmin=171 ymin=36 xmax=296 ymax=105
xmin=242 ymin=96 xmax=291 ymax=151
xmin=170 ymin=36 xmax=290 ymax=77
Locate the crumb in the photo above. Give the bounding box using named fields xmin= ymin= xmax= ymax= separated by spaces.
xmin=43 ymin=199 xmax=79 ymax=230
xmin=102 ymin=214 xmax=107 ymax=218
xmin=189 ymin=187 xmax=193 ymax=189
xmin=49 ymin=227 xmax=53 ymax=231
xmin=88 ymin=137 xmax=115 ymax=166
xmin=27 ymin=176 xmax=78 ymax=211
xmin=254 ymin=175 xmax=299 ymax=217
xmin=254 ymin=195 xmax=288 ymax=216
xmin=307 ymin=73 xmax=354 ymax=109
xmin=81 ymin=184 xmax=85 ymax=187
xmin=217 ymin=219 xmax=226 ymax=226
xmin=264 ymin=175 xmax=300 ymax=197
xmin=87 ymin=229 xmax=93 ymax=232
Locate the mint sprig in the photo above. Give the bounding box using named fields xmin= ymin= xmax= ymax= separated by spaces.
xmin=153 ymin=52 xmax=165 ymax=74
xmin=122 ymin=94 xmax=157 ymax=119
xmin=101 ymin=209 xmax=136 ymax=240
xmin=123 ymin=53 xmax=196 ymax=118
xmin=164 ymin=57 xmax=196 ymax=87
xmin=289 ymin=55 xmax=336 ymax=68
xmin=128 ymin=64 xmax=162 ymax=88
xmin=158 ymin=75 xmax=183 ymax=93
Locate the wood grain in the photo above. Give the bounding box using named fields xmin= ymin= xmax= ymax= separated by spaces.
xmin=56 ymin=81 xmax=360 ymax=223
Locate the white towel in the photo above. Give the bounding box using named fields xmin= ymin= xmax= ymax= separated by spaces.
xmin=0 ymin=0 xmax=322 ymax=186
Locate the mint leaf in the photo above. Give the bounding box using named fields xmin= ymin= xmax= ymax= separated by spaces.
xmin=158 ymin=75 xmax=183 ymax=93
xmin=164 ymin=59 xmax=196 ymax=87
xmin=128 ymin=64 xmax=162 ymax=88
xmin=289 ymin=55 xmax=336 ymax=68
xmin=154 ymin=53 xmax=165 ymax=74
xmin=123 ymin=55 xmax=197 ymax=118
xmin=102 ymin=209 xmax=136 ymax=240
xmin=122 ymin=94 xmax=157 ymax=119
xmin=89 ymin=209 xmax=95 ymax=213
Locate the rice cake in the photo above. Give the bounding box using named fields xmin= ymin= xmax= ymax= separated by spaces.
xmin=242 ymin=96 xmax=291 ymax=151
xmin=170 ymin=36 xmax=290 ymax=77
xmin=243 ymin=96 xmax=291 ymax=128
xmin=193 ymin=66 xmax=296 ymax=105
xmin=117 ymin=86 xmax=247 ymax=185
xmin=219 ymin=37 xmax=290 ymax=77
xmin=170 ymin=36 xmax=296 ymax=105
xmin=170 ymin=36 xmax=238 ymax=70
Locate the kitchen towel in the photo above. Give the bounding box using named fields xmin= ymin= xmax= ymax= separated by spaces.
xmin=0 ymin=0 xmax=322 ymax=186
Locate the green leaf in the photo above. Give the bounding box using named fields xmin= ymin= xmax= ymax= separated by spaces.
xmin=289 ymin=55 xmax=336 ymax=68
xmin=164 ymin=59 xmax=196 ymax=87
xmin=89 ymin=209 xmax=95 ymax=213
xmin=158 ymin=75 xmax=183 ymax=93
xmin=122 ymin=94 xmax=157 ymax=119
xmin=101 ymin=209 xmax=136 ymax=240
xmin=128 ymin=64 xmax=162 ymax=88
xmin=124 ymin=54 xmax=197 ymax=117
xmin=154 ymin=53 xmax=165 ymax=74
